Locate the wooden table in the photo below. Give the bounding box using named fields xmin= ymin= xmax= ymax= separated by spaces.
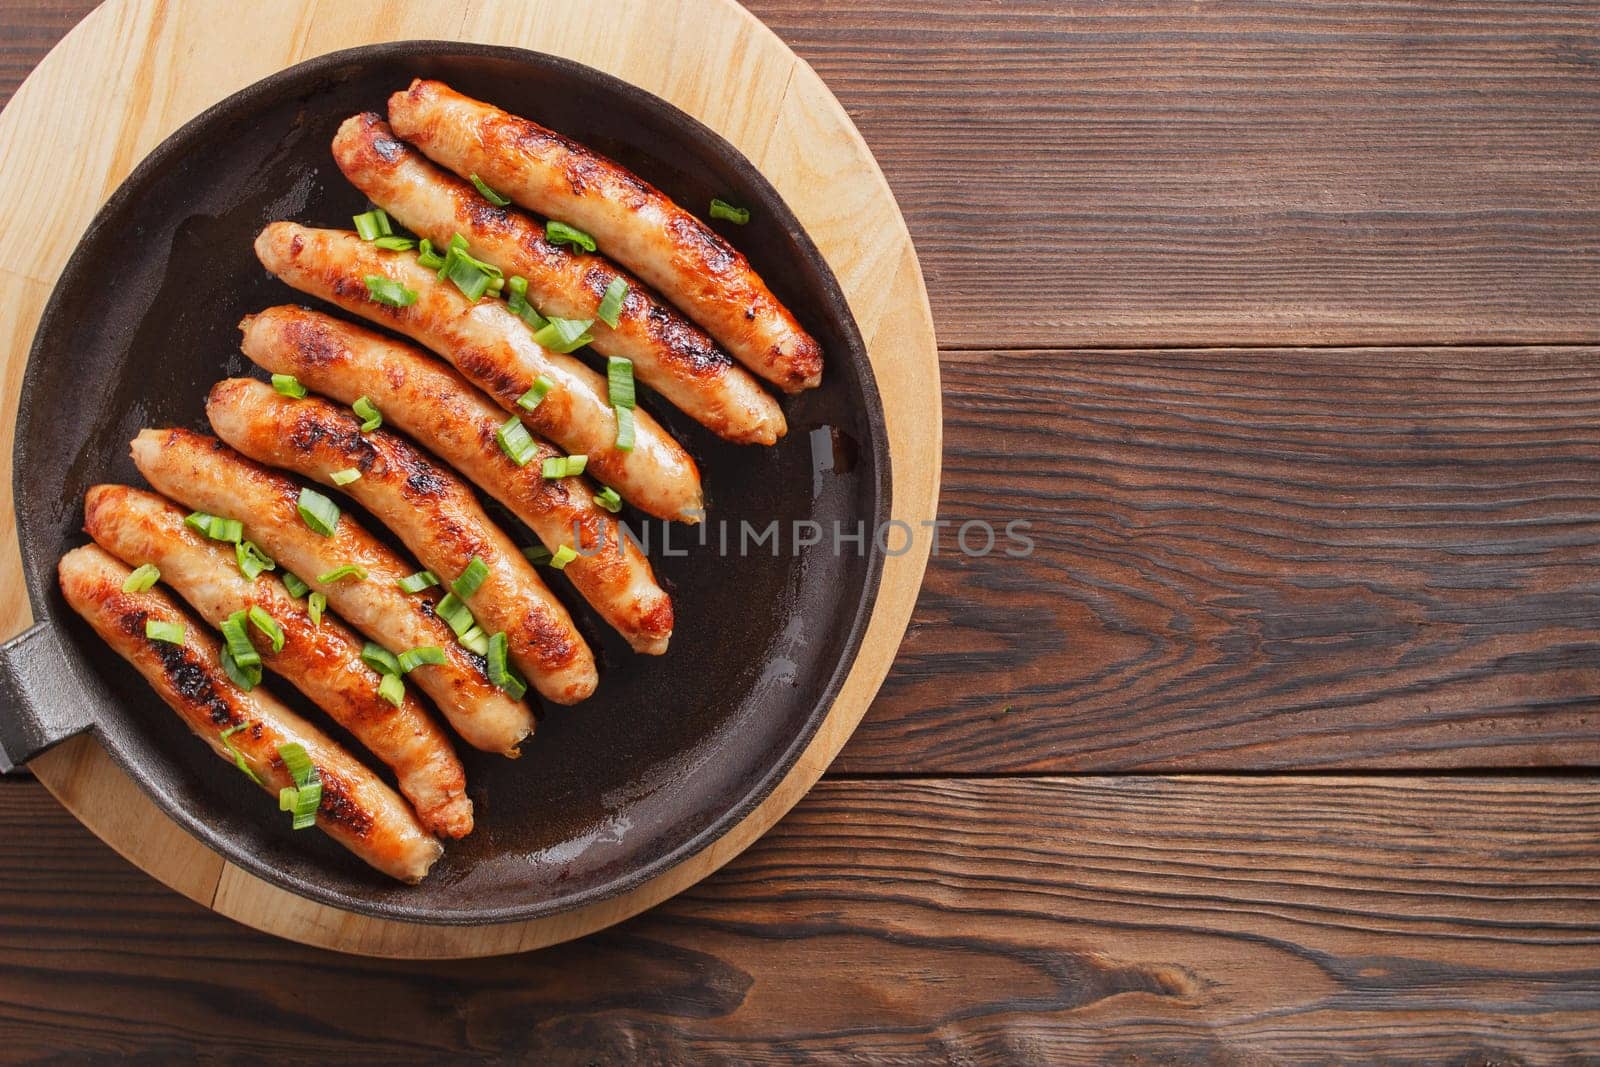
xmin=3 ymin=1 xmax=1598 ymax=1060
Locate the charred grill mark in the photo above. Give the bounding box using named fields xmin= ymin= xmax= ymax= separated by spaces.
xmin=667 ymin=214 xmax=737 ymax=275
xmin=645 ymin=303 xmax=735 ymax=379
xmin=286 ymin=408 xmax=376 ymax=470
xmin=282 ymin=313 xmax=348 ymax=368
xmin=115 ymin=601 xmax=236 ymax=727
xmin=639 ymin=597 xmax=675 ymax=641
xmin=516 ymin=613 xmax=583 ymax=672
xmin=463 ymin=198 xmax=513 ymax=237
xmin=313 ymin=768 xmax=376 ymax=838
xmin=455 ymin=347 xmax=526 ymax=405
xmin=402 ymin=462 xmax=450 ymax=501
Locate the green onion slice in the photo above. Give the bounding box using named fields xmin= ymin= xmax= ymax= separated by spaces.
xmin=545 ymin=220 xmax=596 ymax=252
xmin=470 ymin=173 xmax=512 ymax=207
xmin=607 ymin=356 xmax=636 ymax=410
xmin=530 ymin=316 xmax=593 ymax=354
xmin=709 ymin=198 xmax=751 ymax=224
xmin=297 ymin=487 xmax=341 ymax=537
xmin=220 ymin=644 xmax=262 ymax=692
xmin=452 ymin=557 xmax=489 ymax=599
xmin=364 ymin=274 xmax=418 ymax=308
xmin=121 ymin=563 xmax=161 ymax=593
xmin=307 ymin=591 xmax=326 ymax=627
xmin=277 ymin=742 xmax=321 ymax=830
xmin=248 ymin=605 xmax=286 ymax=653
xmin=458 ymin=625 xmax=490 ymax=656
xmin=517 ymin=375 xmax=555 ymax=411
xmin=145 ymin=619 xmax=184 ymax=644
xmin=596 ymin=278 xmax=628 ymax=328
xmin=330 ymin=468 xmax=362 ymax=486
xmin=361 ymin=642 xmax=401 ymax=676
xmin=417 ymin=238 xmax=445 ymax=270
xmin=436 ymin=234 xmax=503 ymax=302
xmin=506 ymin=275 xmax=547 ymax=330
xmin=271 ymin=373 xmax=308 ymax=399
xmin=353 ymin=208 xmax=393 ymax=241
xmin=496 ymin=414 xmax=539 ymax=467
xmin=613 ymin=404 xmax=636 ymax=453
xmin=377 ymin=672 xmax=406 ymax=708
xmin=522 ymin=544 xmax=553 ymax=566
xmin=486 ymin=631 xmax=528 ymax=699
xmin=397 ymin=646 xmax=447 ymax=673
xmin=373 ymin=235 xmax=416 ymax=251
xmin=593 ymin=487 xmax=623 ymax=513
xmin=220 ymin=610 xmax=261 ymax=668
xmin=396 ymin=570 xmax=438 ymax=594
xmin=220 ymin=723 xmax=262 ymax=783
xmin=187 ymin=512 xmax=243 ymax=544
xmin=352 ymin=395 xmax=382 ymax=432
xmin=282 ymin=572 xmax=310 ymax=598
xmin=435 ymin=593 xmax=476 ymax=639
xmin=235 ymin=540 xmax=276 ymax=581
xmin=316 ymin=563 xmax=367 ymax=585
xmin=541 ymin=454 xmax=588 ymax=479
xmin=550 ymin=545 xmax=578 ymax=570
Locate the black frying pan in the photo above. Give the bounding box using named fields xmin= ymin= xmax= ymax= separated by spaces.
xmin=0 ymin=42 xmax=887 ymax=926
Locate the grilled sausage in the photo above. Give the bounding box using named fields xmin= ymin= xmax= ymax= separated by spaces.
xmin=333 ymin=113 xmax=786 ymax=446
xmin=83 ymin=484 xmax=473 ymax=838
xmin=206 ymin=378 xmax=597 ymax=703
xmin=57 ymin=545 xmax=443 ymax=883
xmin=388 ymin=79 xmax=823 ymax=393
xmin=240 ymin=306 xmax=674 ymax=655
xmin=253 ymin=222 xmax=703 ymax=523
xmin=130 ymin=428 xmax=536 ymax=756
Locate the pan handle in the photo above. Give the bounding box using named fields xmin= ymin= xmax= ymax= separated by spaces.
xmin=0 ymin=622 xmax=96 ymax=775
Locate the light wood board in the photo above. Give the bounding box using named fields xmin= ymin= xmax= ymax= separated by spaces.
xmin=0 ymin=0 xmax=939 ymax=957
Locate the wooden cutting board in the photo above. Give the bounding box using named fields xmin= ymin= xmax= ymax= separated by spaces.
xmin=0 ymin=0 xmax=938 ymax=957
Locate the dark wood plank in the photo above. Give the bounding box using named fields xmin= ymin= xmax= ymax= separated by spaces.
xmin=1 ymin=773 xmax=1597 ymax=1062
xmin=840 ymin=346 xmax=1600 ymax=773
xmin=743 ymin=0 xmax=1600 ymax=347
xmin=0 ymin=0 xmax=94 ymax=106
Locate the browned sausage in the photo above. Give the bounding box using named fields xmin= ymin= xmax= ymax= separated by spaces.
xmin=58 ymin=544 xmax=443 ymax=883
xmin=389 ymin=79 xmax=823 ymax=393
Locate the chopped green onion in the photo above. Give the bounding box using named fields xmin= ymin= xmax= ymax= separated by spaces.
xmin=522 ymin=544 xmax=553 ymax=566
xmin=220 ymin=644 xmax=261 ymax=691
xmin=436 ymin=234 xmax=503 ymax=302
xmin=550 ymin=545 xmax=578 ymax=570
xmin=121 ymin=564 xmax=161 ymax=593
xmin=505 ymin=276 xmax=547 ymax=330
xmin=364 ymin=274 xmax=418 ymax=307
xmin=417 ymin=238 xmax=445 ymax=270
xmin=396 ymin=570 xmax=438 ymax=594
xmin=220 ymin=723 xmax=262 ymax=783
xmin=220 ymin=611 xmax=260 ymax=668
xmin=307 ymin=591 xmax=326 ymax=627
xmin=330 ymin=467 xmax=362 ymax=486
xmin=452 ymin=557 xmax=489 ymax=599
xmin=593 ymin=487 xmax=623 ymax=513
xmin=597 ymin=277 xmax=628 ymax=328
xmin=517 ymin=375 xmax=554 ymax=411
xmin=496 ymin=414 xmax=539 ymax=467
xmin=373 ymin=235 xmax=416 ymax=251
xmin=470 ymin=173 xmax=512 ymax=207
xmin=709 ymin=198 xmax=751 ymax=224
xmin=542 ymin=454 xmax=588 ymax=479
xmin=315 ymin=563 xmax=367 ymax=584
xmin=188 ymin=512 xmax=243 ymax=544
xmin=248 ymin=606 xmax=285 ymax=653
xmin=235 ymin=540 xmax=275 ymax=581
xmin=361 ymin=642 xmax=401 ymax=676
xmin=486 ymin=631 xmax=528 ymax=699
xmin=607 ymin=356 xmax=636 ymax=410
xmin=277 ymin=743 xmax=321 ymax=830
xmin=352 ymin=395 xmax=382 ymax=432
xmin=282 ymin=572 xmax=310 ymax=598
xmin=353 ymin=208 xmax=393 ymax=241
xmin=545 ymin=220 xmax=596 ymax=252
xmin=271 ymin=373 xmax=307 ymax=399
xmin=145 ymin=619 xmax=184 ymax=644
xmin=184 ymin=511 xmax=216 ymax=536
xmin=613 ymin=404 xmax=636 ymax=452
xmin=530 ymin=316 xmax=593 ymax=354
xmin=297 ymin=487 xmax=341 ymax=537
xmin=397 ymin=646 xmax=447 ymax=673
xmin=458 ymin=625 xmax=490 ymax=656
xmin=435 ymin=592 xmax=476 ymax=639
xmin=377 ymin=672 xmax=406 ymax=708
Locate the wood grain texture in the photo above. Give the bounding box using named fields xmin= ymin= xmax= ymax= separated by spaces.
xmin=841 ymin=345 xmax=1600 ymax=774
xmin=742 ymin=0 xmax=1600 ymax=348
xmin=2 ymin=772 xmax=1598 ymax=1063
xmin=0 ymin=0 xmax=939 ymax=956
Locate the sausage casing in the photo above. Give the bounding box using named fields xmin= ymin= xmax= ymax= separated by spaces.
xmin=130 ymin=428 xmax=536 ymax=756
xmin=83 ymin=483 xmax=473 ymax=838
xmin=388 ymin=79 xmax=823 ymax=393
xmin=333 ymin=113 xmax=785 ymax=446
xmin=253 ymin=222 xmax=703 ymax=523
xmin=240 ymin=306 xmax=673 ymax=655
xmin=206 ymin=378 xmax=597 ymax=704
xmin=58 ymin=544 xmax=443 ymax=883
